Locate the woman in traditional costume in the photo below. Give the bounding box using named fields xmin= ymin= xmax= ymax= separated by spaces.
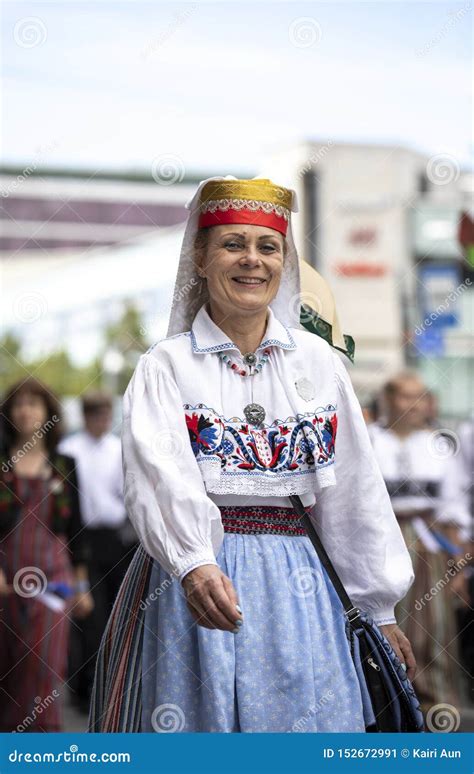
xmin=0 ymin=378 xmax=93 ymax=731
xmin=89 ymin=176 xmax=416 ymax=733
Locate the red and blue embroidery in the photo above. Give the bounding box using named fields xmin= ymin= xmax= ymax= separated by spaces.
xmin=184 ymin=404 xmax=337 ymax=476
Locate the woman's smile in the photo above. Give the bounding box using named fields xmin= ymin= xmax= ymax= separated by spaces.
xmin=231 ymin=275 xmax=268 ymax=289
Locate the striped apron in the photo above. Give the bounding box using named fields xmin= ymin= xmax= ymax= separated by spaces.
xmin=88 ymin=544 xmax=153 ymax=732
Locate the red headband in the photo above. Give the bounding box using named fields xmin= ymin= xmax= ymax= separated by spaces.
xmin=197 ymin=179 xmax=293 ymax=237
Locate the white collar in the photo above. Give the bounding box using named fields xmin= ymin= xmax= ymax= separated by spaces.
xmin=190 ymin=303 xmax=297 ymax=355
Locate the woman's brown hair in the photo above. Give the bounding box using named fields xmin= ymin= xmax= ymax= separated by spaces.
xmin=0 ymin=377 xmax=64 ymax=457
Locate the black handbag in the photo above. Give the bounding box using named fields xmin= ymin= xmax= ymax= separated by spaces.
xmin=290 ymin=494 xmax=425 ymax=733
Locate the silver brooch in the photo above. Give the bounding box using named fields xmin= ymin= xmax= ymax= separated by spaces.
xmin=243 ymin=403 xmax=266 ymax=427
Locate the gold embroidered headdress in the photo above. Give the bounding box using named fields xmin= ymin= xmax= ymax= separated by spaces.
xmin=198 ymin=178 xmax=293 ymax=236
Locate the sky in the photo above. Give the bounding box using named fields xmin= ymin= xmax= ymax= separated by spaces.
xmin=2 ymin=0 xmax=473 ymax=176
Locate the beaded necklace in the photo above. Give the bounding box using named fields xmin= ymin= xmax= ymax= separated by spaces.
xmin=218 ymin=349 xmax=271 ymax=377
xmin=218 ymin=349 xmax=271 ymax=427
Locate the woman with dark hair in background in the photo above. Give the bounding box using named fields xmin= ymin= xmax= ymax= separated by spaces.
xmin=0 ymin=377 xmax=93 ymax=731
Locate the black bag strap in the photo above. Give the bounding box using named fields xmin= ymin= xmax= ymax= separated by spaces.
xmin=289 ymin=494 xmax=362 ymax=626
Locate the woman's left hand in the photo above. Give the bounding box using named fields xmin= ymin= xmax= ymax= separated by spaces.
xmin=379 ymin=623 xmax=417 ymax=681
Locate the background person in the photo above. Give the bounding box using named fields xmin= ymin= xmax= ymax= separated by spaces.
xmin=0 ymin=378 xmax=93 ymax=731
xmin=58 ymin=390 xmax=137 ymax=713
xmin=369 ymin=372 xmax=470 ymax=712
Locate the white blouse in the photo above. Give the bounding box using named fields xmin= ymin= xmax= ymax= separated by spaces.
xmin=121 ymin=302 xmax=414 ymax=625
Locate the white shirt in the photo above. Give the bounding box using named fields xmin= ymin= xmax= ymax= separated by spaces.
xmin=58 ymin=431 xmax=127 ymax=528
xmin=121 ymin=303 xmax=414 ymax=625
xmin=368 ymin=423 xmax=471 ymax=543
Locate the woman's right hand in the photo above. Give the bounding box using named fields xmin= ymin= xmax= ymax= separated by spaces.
xmin=181 ymin=564 xmax=243 ymax=632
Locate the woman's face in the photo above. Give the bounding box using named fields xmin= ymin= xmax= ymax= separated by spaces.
xmin=197 ymin=224 xmax=285 ymax=316
xmin=10 ymin=392 xmax=48 ymax=437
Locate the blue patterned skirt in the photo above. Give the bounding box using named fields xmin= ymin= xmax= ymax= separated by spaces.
xmin=139 ymin=505 xmax=373 ymax=733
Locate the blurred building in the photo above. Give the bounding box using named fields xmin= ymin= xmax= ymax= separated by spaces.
xmin=0 ymin=167 xmax=202 ymax=365
xmin=1 ymin=146 xmax=472 ymax=419
xmin=0 ymin=166 xmax=191 ymax=252
xmin=263 ymin=141 xmax=473 ymax=415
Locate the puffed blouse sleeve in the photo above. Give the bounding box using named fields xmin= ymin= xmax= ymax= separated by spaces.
xmin=121 ymin=352 xmax=224 ymax=582
xmin=310 ymin=351 xmax=415 ymax=626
